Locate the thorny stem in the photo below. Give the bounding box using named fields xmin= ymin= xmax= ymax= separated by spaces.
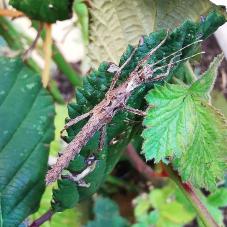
xmin=163 ymin=165 xmax=219 ymax=227
xmin=29 ymin=210 xmax=54 ymax=227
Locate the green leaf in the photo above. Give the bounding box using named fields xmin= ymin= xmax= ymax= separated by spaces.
xmin=85 ymin=197 xmax=129 ymax=227
xmin=207 ymin=188 xmax=227 ymax=207
xmin=49 ymin=104 xmax=68 ymax=156
xmin=190 ymin=54 xmax=224 ymax=100
xmin=212 ymin=90 xmax=227 ymax=117
xmin=160 ymin=201 xmax=194 ymax=225
xmin=133 ymin=183 xmax=195 ymax=227
xmin=143 ymin=54 xmax=227 ymax=190
xmin=198 ymin=189 xmax=226 ymax=227
xmin=0 ymin=57 xmax=55 ymax=227
xmin=74 ymin=0 xmax=89 ymax=44
xmin=9 ymin=0 xmax=73 ymax=23
xmin=142 ymin=83 xmax=196 ymax=162
xmin=88 ymin=0 xmax=219 ymax=67
xmin=52 ymin=180 xmax=79 ymax=212
xmin=52 ymin=12 xmax=226 ymax=212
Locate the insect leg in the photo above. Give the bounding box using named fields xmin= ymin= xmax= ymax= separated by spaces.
xmin=108 ymin=46 xmax=138 ymax=91
xmin=148 ymin=56 xmax=176 ymax=82
xmin=134 ymin=31 xmax=169 ymax=71
xmin=152 ymin=51 xmax=205 ymax=74
xmin=60 ymin=111 xmax=91 ymax=139
xmin=124 ymin=106 xmax=147 ymax=116
xmin=98 ymin=124 xmax=107 ymax=151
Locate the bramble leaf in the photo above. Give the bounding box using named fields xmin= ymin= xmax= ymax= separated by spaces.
xmin=52 ymin=12 xmax=226 ymax=211
xmin=143 ymin=54 xmax=227 ymax=190
xmin=0 ymin=58 xmax=55 ymax=227
xmin=9 ymin=0 xmax=73 ymax=23
xmin=190 ymin=54 xmax=224 ymax=100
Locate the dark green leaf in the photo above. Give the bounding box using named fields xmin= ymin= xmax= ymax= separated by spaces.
xmin=52 ymin=179 xmax=79 ymax=212
xmin=0 ymin=57 xmax=55 ymax=227
xmin=9 ymin=0 xmax=73 ymax=23
xmin=85 ymin=197 xmax=129 ymax=227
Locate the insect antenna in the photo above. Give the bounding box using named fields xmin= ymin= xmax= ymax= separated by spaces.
xmin=149 ymin=39 xmax=203 ymax=68
xmin=152 ymin=51 xmax=205 ymax=73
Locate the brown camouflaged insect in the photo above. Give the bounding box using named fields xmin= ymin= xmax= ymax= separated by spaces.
xmin=46 ymin=33 xmax=202 ymax=185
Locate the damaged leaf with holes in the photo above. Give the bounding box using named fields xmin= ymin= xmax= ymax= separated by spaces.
xmin=51 ymin=12 xmax=226 ymax=212
xmin=9 ymin=0 xmax=73 ymax=23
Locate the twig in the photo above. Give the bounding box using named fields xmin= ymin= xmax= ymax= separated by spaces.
xmin=23 ymin=23 xmax=44 ymax=60
xmin=42 ymin=23 xmax=52 ymax=88
xmin=29 ymin=210 xmax=54 ymax=227
xmin=125 ymin=144 xmax=168 ymax=180
xmin=163 ymin=165 xmax=219 ymax=227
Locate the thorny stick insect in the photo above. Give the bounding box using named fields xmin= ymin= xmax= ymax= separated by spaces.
xmin=46 ymin=32 xmax=203 ymax=185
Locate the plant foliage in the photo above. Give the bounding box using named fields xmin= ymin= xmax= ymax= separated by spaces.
xmin=143 ymin=54 xmax=227 ymax=190
xmin=88 ymin=0 xmax=215 ymax=67
xmin=0 ymin=58 xmax=55 ymax=227
xmin=133 ymin=183 xmax=227 ymax=227
xmin=9 ymin=0 xmax=73 ymax=23
xmin=85 ymin=197 xmax=129 ymax=227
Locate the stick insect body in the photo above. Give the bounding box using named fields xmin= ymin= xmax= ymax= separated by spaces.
xmin=46 ymin=33 xmax=202 ymax=185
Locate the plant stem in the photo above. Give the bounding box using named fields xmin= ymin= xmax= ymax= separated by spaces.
xmin=49 ymin=80 xmax=65 ymax=104
xmin=125 ymin=144 xmax=168 ymax=180
xmin=0 ymin=17 xmax=65 ymax=103
xmin=33 ymin=21 xmax=83 ymax=87
xmin=184 ymin=62 xmax=197 ymax=83
xmin=42 ymin=23 xmax=52 ymax=88
xmin=125 ymin=146 xmax=218 ymax=227
xmin=29 ymin=210 xmax=54 ymax=227
xmin=163 ymin=165 xmax=219 ymax=227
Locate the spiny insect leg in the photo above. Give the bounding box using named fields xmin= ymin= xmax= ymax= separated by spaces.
xmin=134 ymin=31 xmax=169 ymax=71
xmin=152 ymin=51 xmax=205 ymax=75
xmin=108 ymin=46 xmax=138 ymax=91
xmin=98 ymin=124 xmax=107 ymax=151
xmin=124 ymin=106 xmax=146 ymax=116
xmin=60 ymin=112 xmax=91 ymax=139
xmin=148 ymin=56 xmax=176 ymax=82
